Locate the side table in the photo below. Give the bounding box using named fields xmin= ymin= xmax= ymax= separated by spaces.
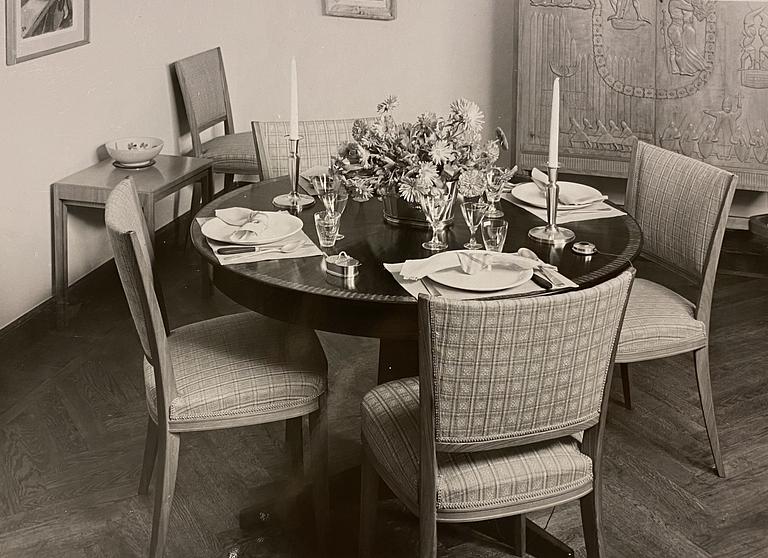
xmin=51 ymin=154 xmax=214 ymax=326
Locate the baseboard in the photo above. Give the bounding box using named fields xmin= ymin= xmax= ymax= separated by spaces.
xmin=0 ymin=212 xmax=189 ymax=343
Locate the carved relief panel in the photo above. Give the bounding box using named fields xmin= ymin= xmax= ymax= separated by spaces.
xmin=516 ymin=0 xmax=768 ymax=191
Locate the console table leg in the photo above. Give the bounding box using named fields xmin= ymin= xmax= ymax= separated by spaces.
xmin=52 ymin=194 xmax=68 ymax=328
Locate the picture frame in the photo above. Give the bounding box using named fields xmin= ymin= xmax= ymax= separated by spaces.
xmin=6 ymin=0 xmax=90 ymax=65
xmin=323 ymin=0 xmax=396 ymax=21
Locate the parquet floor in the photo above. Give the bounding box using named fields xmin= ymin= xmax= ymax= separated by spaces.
xmin=0 ymin=227 xmax=767 ymax=558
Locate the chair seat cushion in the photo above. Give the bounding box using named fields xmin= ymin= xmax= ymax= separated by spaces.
xmin=201 ymin=133 xmax=261 ymax=174
xmin=616 ymin=278 xmax=707 ymax=362
xmin=361 ymin=378 xmax=593 ymax=512
xmin=144 ymin=312 xmax=325 ymax=425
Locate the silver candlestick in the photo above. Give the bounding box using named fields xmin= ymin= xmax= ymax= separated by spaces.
xmin=527 ymin=162 xmax=575 ymax=244
xmin=272 ymin=136 xmax=315 ymax=210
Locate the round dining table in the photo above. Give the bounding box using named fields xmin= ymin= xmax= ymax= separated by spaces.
xmin=191 ymin=176 xmax=642 ymax=558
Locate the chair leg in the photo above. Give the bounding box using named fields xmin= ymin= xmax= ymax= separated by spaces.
xmin=184 ymin=181 xmax=203 ymax=252
xmin=224 ymin=173 xmax=235 ymax=194
xmin=693 ymin=348 xmax=726 ymax=478
xmin=309 ymin=394 xmax=329 ymax=557
xmin=620 ymin=363 xmax=632 ymax=410
xmin=359 ymin=445 xmax=379 ymax=558
xmin=149 ymin=431 xmax=180 ymax=558
xmin=286 ymin=416 xmax=306 ymax=474
xmin=580 ymin=489 xmax=603 ymax=558
xmin=138 ymin=417 xmax=159 ymax=495
xmin=419 ymin=491 xmax=437 ymax=558
xmin=512 ymin=513 xmax=526 ymax=557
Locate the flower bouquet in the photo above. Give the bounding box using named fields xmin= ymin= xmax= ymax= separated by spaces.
xmin=331 ymin=96 xmax=509 ymax=239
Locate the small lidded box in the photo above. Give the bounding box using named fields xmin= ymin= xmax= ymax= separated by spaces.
xmin=325 ymin=251 xmax=361 ymax=279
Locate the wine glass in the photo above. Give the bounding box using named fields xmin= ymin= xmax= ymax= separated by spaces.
xmin=312 ymin=175 xmax=336 ymax=212
xmin=332 ymin=186 xmax=348 ymax=240
xmin=485 ymin=168 xmax=505 ymax=218
xmin=461 ymin=201 xmax=488 ymax=249
xmin=481 ymin=218 xmax=509 ymax=252
xmin=420 ymin=193 xmax=451 ymax=251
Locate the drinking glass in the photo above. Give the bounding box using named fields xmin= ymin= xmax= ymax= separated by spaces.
xmin=312 ymin=175 xmax=336 ymax=211
xmin=485 ymin=168 xmax=505 ymax=218
xmin=332 ymin=187 xmax=348 ymax=240
xmin=481 ymin=218 xmax=508 ymax=252
xmin=420 ymin=193 xmax=451 ymax=251
xmin=314 ymin=211 xmax=341 ymax=248
xmin=461 ymin=201 xmax=488 ymax=249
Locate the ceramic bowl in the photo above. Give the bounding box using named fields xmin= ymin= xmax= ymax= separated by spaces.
xmin=105 ymin=137 xmax=163 ymax=166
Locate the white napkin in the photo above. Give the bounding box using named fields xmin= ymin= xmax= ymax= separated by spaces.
xmin=197 ymin=218 xmax=323 ymax=265
xmin=559 ymin=190 xmax=607 ymax=206
xmin=531 ymin=167 xmax=549 ymax=191
xmin=399 ymin=251 xmax=539 ymax=280
xmin=215 ymin=207 xmax=269 ymax=227
xmin=502 ymin=193 xmax=626 ymax=223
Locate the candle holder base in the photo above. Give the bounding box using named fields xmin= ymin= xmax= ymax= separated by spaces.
xmin=528 ymin=224 xmax=575 ymax=245
xmin=273 ymin=192 xmax=315 ymax=209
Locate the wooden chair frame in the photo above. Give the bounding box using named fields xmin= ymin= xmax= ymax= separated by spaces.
xmin=360 ymin=273 xmax=634 ymax=558
xmin=106 ymin=181 xmax=327 ymax=557
xmin=618 ymin=141 xmax=736 ymax=478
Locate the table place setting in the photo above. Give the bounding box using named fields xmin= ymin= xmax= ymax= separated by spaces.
xmin=384 ymin=248 xmax=577 ymax=300
xmin=503 ymin=173 xmax=626 ymax=224
xmin=197 ymin=207 xmax=323 ymax=265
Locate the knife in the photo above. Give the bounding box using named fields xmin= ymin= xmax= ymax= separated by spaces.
xmin=217 ymin=246 xmax=259 ymax=255
xmin=531 ymin=270 xmax=553 ymax=290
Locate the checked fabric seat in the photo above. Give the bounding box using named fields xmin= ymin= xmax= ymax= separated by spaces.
xmin=616 ymin=141 xmax=736 ymax=478
xmin=105 ymin=178 xmax=328 ymax=558
xmin=359 ymin=270 xmax=635 ymax=558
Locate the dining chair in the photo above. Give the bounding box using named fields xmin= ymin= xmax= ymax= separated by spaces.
xmin=359 ymin=269 xmax=635 ymax=558
xmin=173 ymin=47 xmax=263 ymax=195
xmin=251 ymin=117 xmax=375 ymax=179
xmin=105 ymin=177 xmax=328 ymax=557
xmin=616 ymin=141 xmax=736 ymax=478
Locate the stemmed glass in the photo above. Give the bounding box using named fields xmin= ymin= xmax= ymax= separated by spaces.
xmin=485 ymin=168 xmax=505 ymax=218
xmin=420 ymin=193 xmax=451 ymax=251
xmin=312 ymin=176 xmax=347 ymax=240
xmin=461 ymin=201 xmax=488 ymax=249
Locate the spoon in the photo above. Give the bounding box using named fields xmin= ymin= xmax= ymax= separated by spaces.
xmin=516 ymin=248 xmax=560 ymax=288
xmin=217 ymin=240 xmax=306 ymax=256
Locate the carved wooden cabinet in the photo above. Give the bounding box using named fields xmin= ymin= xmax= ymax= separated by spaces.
xmin=516 ymin=0 xmax=768 ymax=191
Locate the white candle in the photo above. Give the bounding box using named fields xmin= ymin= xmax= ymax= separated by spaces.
xmin=289 ymin=57 xmax=299 ymax=140
xmin=548 ymin=77 xmax=560 ymax=166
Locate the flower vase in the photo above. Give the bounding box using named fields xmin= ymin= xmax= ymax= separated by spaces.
xmin=382 ymin=183 xmax=457 ymax=229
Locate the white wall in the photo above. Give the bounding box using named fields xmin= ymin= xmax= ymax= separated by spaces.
xmin=0 ymin=0 xmax=517 ymax=329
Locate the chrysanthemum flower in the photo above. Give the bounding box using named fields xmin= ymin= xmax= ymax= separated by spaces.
xmin=417 ymin=162 xmax=439 ymax=186
xmin=450 ymin=98 xmax=484 ymax=133
xmin=430 ymin=140 xmax=454 ymax=165
xmin=377 ymin=95 xmax=399 ymax=114
xmin=458 ymin=169 xmax=486 ymax=198
xmin=398 ymin=179 xmax=422 ymax=203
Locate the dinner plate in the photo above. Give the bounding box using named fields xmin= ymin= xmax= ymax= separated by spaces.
xmin=510 ymin=181 xmax=604 ymax=210
xmin=201 ymin=212 xmax=303 ymax=245
xmin=428 ymin=251 xmax=534 ymax=292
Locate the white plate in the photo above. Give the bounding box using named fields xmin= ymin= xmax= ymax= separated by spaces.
xmin=428 ymin=251 xmax=534 ymax=292
xmin=510 ymin=182 xmax=604 ymax=210
xmin=201 ymin=212 xmax=303 ymax=245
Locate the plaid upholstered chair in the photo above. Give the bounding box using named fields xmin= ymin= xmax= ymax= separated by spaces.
xmin=251 ymin=118 xmax=375 ymax=179
xmin=359 ymin=270 xmax=635 ymax=558
xmin=174 ymin=48 xmax=263 ymax=193
xmin=105 ymin=178 xmax=328 ymax=558
xmin=616 ymin=141 xmax=736 ymax=478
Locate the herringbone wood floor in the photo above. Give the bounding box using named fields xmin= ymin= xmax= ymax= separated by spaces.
xmin=0 ymin=226 xmax=767 ymax=558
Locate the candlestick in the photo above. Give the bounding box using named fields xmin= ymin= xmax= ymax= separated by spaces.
xmin=272 ymin=136 xmax=315 ymax=211
xmin=548 ymin=77 xmax=560 ymax=166
xmin=527 ymin=162 xmax=575 ymax=245
xmin=289 ymin=57 xmax=299 ymax=140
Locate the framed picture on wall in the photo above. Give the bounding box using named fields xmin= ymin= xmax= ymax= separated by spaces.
xmin=6 ymin=0 xmax=90 ymax=65
xmin=323 ymin=0 xmax=396 ymax=20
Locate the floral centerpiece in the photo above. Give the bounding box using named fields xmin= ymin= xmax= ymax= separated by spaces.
xmin=331 ymin=96 xmax=509 ymax=230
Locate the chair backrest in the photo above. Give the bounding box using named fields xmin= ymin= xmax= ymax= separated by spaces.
xmin=174 ymin=47 xmax=234 ymax=157
xmin=252 ymin=117 xmax=376 ymax=179
xmin=418 ymin=269 xmax=635 ymax=454
xmin=105 ymin=178 xmax=175 ymax=425
xmin=625 ymin=141 xmax=736 ymax=293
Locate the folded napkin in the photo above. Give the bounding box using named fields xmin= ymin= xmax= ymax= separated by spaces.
xmin=502 ymin=193 xmax=626 ymax=223
xmin=531 ymin=167 xmax=549 ymax=191
xmin=215 ymin=207 xmax=269 ymax=227
xmin=197 ymin=218 xmax=323 ymax=265
xmin=559 ymin=190 xmax=607 ymax=206
xmin=399 ymin=251 xmax=538 ymax=280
